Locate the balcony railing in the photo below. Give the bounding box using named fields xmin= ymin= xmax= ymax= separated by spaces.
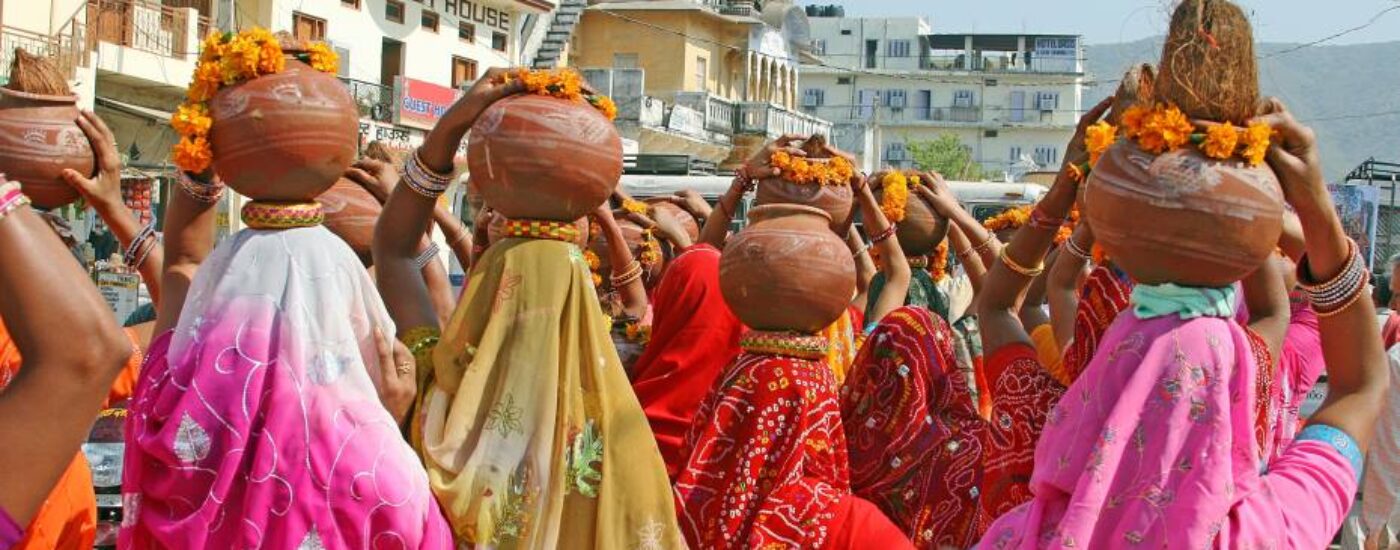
xmin=737 ymin=102 xmax=831 ymax=138
xmin=87 ymin=0 xmax=208 ymax=59
xmin=0 ymin=24 xmax=88 ymax=83
xmin=803 ymin=104 xmax=984 ymax=125
xmin=340 ymin=77 xmax=394 ymax=123
xmin=674 ymin=91 xmax=737 ymax=136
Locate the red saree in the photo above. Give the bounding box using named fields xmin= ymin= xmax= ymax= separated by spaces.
xmin=675 ymin=340 xmax=853 ymax=549
xmin=841 ymin=306 xmax=987 ymax=548
xmin=1057 ymin=264 xmax=1133 ymax=386
xmin=978 ymin=343 xmax=1066 ymax=525
xmin=630 ymin=244 xmax=744 ymax=480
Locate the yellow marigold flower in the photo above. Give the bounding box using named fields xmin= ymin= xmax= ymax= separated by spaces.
xmin=983 ymin=205 xmax=1032 ymax=232
xmin=622 ymin=199 xmax=648 ymax=215
xmin=1085 ymin=120 xmax=1118 ymax=166
xmin=307 ymin=42 xmax=339 ymax=74
xmin=1202 ymin=122 xmax=1240 ymax=161
xmin=171 ymin=102 xmax=212 ymax=137
xmin=198 ymin=31 xmax=227 ymax=63
xmin=910 ymin=174 xmax=922 ymax=186
xmin=591 ymin=272 xmax=603 ymax=287
xmin=879 ymin=171 xmax=909 ymax=223
xmin=583 ymin=249 xmax=601 ymax=271
xmin=588 ymin=95 xmax=618 ymax=121
xmin=172 ymin=135 xmax=213 ymax=174
xmin=638 ymin=230 xmax=663 ymax=267
xmin=1120 ymin=105 xmax=1149 ymax=139
xmin=1154 ymin=106 xmax=1194 ymax=151
xmin=187 ymin=62 xmax=221 ymax=102
xmin=1241 ymin=121 xmax=1272 ymax=166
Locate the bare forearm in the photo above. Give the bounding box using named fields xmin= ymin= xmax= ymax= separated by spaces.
xmin=154 ymin=184 xmax=218 ymax=335
xmin=420 ymin=252 xmax=456 ymax=327
xmin=949 ymin=224 xmax=987 ymax=294
xmin=858 ymin=186 xmax=908 ymax=322
xmin=97 ymin=201 xmax=164 ymax=304
xmin=375 ymin=188 xmax=443 ymax=334
xmin=434 ymin=207 xmax=473 ymax=268
xmin=699 ymin=189 xmax=742 ymax=249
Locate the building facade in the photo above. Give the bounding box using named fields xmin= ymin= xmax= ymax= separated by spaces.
xmin=799 ymin=11 xmax=1084 ymax=179
xmin=569 ymin=0 xmax=829 ymax=170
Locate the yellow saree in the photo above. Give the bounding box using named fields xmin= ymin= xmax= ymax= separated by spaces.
xmin=416 ymin=238 xmax=683 ymax=549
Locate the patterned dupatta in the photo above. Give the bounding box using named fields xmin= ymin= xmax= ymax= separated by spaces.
xmin=840 ymin=306 xmax=987 ymax=548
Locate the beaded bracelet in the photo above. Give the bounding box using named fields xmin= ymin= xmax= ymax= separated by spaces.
xmin=414 ymin=243 xmax=440 ymax=269
xmin=402 ymin=148 xmax=453 ymax=199
xmin=999 ymin=247 xmax=1045 ymax=278
xmin=176 ymin=171 xmax=226 ymax=203
xmin=1064 ymin=236 xmax=1093 ymax=262
xmin=0 ymin=182 xmax=31 ymax=223
xmin=400 ymin=326 xmax=442 ymax=368
xmin=870 ymin=224 xmax=897 ymax=245
xmin=123 ymin=223 xmax=157 ymax=266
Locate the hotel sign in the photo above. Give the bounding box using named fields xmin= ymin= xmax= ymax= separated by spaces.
xmin=395 ymin=77 xmax=462 ymax=130
xmin=409 ymin=0 xmax=520 ymax=32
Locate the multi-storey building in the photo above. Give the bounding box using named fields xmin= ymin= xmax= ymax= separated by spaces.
xmin=568 ymin=0 xmax=830 ymax=171
xmin=799 ymin=8 xmax=1084 ymax=179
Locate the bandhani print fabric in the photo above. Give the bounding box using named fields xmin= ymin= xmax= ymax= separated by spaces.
xmin=841 ymin=306 xmax=987 ymax=548
xmin=978 ymin=343 xmax=1066 ymax=525
xmin=675 ymin=346 xmax=851 ymax=549
xmin=1057 ymin=264 xmax=1133 ymax=386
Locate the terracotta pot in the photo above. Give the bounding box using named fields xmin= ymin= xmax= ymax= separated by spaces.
xmin=1084 ymin=143 xmax=1284 ymax=287
xmin=754 ymin=174 xmax=853 ymax=233
xmin=588 ymin=218 xmax=663 ymax=290
xmin=720 ymin=204 xmax=856 ymax=332
xmin=468 ymin=94 xmax=622 ymax=221
xmin=318 ymin=178 xmax=382 ymax=265
xmin=644 ymin=198 xmax=701 ymax=243
xmin=209 ymin=58 xmax=359 ymax=201
xmin=487 ymin=215 xmax=589 ymax=248
xmin=0 ymin=88 xmax=93 ymax=208
xmin=873 ymin=175 xmax=948 ymax=256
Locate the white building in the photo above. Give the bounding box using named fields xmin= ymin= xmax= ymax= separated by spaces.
xmin=799 ymin=11 xmax=1084 ymax=179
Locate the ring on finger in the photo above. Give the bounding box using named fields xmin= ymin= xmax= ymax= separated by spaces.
xmin=396 ymin=362 xmax=411 ymax=375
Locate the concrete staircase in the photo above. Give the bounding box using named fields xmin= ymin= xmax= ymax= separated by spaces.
xmin=531 ymin=0 xmax=587 ymax=69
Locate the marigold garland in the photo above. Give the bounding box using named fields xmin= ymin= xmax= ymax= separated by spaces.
xmin=624 ymin=321 xmax=651 ymax=345
xmin=1085 ymin=121 xmax=1117 ymax=166
xmin=769 ymin=151 xmax=855 ymax=187
xmin=879 ymin=171 xmax=910 ymax=223
xmin=621 ymin=199 xmax=649 ymax=215
xmin=172 ymin=28 xmax=339 ymax=174
xmin=638 ymin=229 xmax=663 ymax=268
xmin=983 ymin=205 xmax=1032 ymax=233
xmin=498 ymin=68 xmax=617 ymax=121
xmin=929 ymin=241 xmax=949 ymax=282
xmin=1119 ymin=103 xmax=1273 ymax=166
xmin=1201 ymin=121 xmax=1240 ymax=160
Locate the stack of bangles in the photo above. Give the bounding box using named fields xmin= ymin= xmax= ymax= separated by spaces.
xmin=403 ymin=148 xmax=453 ymax=198
xmin=999 ymin=247 xmax=1045 ymax=278
xmin=611 ymin=260 xmax=643 ymax=287
xmin=1299 ymin=239 xmax=1369 ymax=318
xmin=0 ymin=181 xmax=31 ymax=223
xmin=123 ymin=223 xmax=160 ymax=270
xmin=870 ymin=224 xmax=897 ymax=244
xmin=1064 ymin=237 xmax=1093 ymax=262
xmin=1027 ymin=207 xmax=1065 ymax=232
xmin=177 ymin=170 xmax=226 ymax=203
xmin=958 ymin=233 xmax=998 ymax=259
xmin=414 ymin=243 xmax=440 ymax=269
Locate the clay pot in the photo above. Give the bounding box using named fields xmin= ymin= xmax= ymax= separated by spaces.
xmin=720 ymin=204 xmax=856 ymax=332
xmin=754 ymin=174 xmax=853 ymax=233
xmin=589 ymin=218 xmax=663 ymax=290
xmin=1084 ymin=143 xmax=1284 ymax=287
xmin=644 ymin=198 xmax=700 ymax=242
xmin=468 ymin=94 xmax=622 ymax=221
xmin=872 ymin=174 xmax=949 ymax=256
xmin=209 ymin=58 xmax=359 ymax=201
xmin=0 ymin=88 xmax=93 ymax=208
xmin=318 ymin=178 xmax=383 ymax=265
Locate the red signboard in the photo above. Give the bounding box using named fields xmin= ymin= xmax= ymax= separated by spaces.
xmin=395 ymin=77 xmax=462 ymax=130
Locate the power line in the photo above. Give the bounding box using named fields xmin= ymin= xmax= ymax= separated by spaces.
xmin=1261 ymin=4 xmax=1400 ymax=59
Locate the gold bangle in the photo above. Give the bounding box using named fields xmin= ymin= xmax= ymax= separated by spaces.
xmin=999 ymin=247 xmax=1044 ymax=278
xmin=972 ymin=233 xmax=998 ymax=254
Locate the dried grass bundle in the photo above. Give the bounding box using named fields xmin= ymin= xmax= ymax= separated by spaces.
xmin=363 ymin=141 xmax=399 ymax=163
xmin=1111 ymin=63 xmax=1156 ymax=124
xmin=1155 ymin=0 xmax=1259 ymax=124
xmin=5 ymin=49 xmax=71 ymax=96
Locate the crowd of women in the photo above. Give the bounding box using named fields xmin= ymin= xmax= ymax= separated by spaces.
xmin=0 ymin=0 xmax=1393 ymax=548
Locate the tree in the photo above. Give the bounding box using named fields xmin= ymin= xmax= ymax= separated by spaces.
xmin=907 ymin=134 xmax=984 ymax=180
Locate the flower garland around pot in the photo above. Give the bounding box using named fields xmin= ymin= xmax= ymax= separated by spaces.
xmin=1068 ymin=103 xmax=1273 ymax=184
xmin=171 ymin=28 xmax=339 ymax=173
xmin=769 ymin=150 xmax=855 ymax=186
xmin=497 ymin=68 xmax=617 ymax=121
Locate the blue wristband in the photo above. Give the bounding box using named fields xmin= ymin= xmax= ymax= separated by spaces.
xmin=1296 ymin=423 xmax=1364 ymax=483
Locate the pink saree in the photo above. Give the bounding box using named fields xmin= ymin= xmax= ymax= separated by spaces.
xmin=980 ymin=286 xmax=1358 ymax=549
xmin=121 ymin=227 xmax=451 ymax=548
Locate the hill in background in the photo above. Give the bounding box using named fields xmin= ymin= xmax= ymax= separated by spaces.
xmin=1085 ymin=38 xmax=1400 ymax=183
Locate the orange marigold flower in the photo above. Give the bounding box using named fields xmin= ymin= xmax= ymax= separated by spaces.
xmin=1120 ymin=105 xmax=1149 ymax=138
xmin=306 ymin=42 xmax=338 ymax=74
xmin=1154 ymin=106 xmax=1194 ymax=151
xmin=172 ymin=135 xmax=213 ymax=174
xmin=171 ymin=102 xmax=212 ymax=137
xmin=187 ymin=62 xmax=221 ymax=102
xmin=1085 ymin=120 xmax=1117 ymax=166
xmin=1202 ymin=122 xmax=1240 ymax=160
xmin=930 ymin=241 xmax=949 ymax=282
xmin=984 ymin=205 xmax=1032 ymax=232
xmin=879 ymin=171 xmax=910 ymax=223
xmin=622 ymin=199 xmax=648 ymax=215
xmin=588 ymin=95 xmax=618 ymax=121
xmin=1241 ymin=121 xmax=1272 ymax=166
xmin=1091 ymin=242 xmax=1107 ymax=265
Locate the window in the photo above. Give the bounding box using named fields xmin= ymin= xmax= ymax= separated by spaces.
xmin=385 ymin=0 xmax=404 ymax=23
xmin=458 ymin=22 xmax=475 ymax=42
xmin=1036 ymin=91 xmax=1059 ymax=111
xmin=695 ymin=56 xmax=708 ymax=92
xmin=953 ymin=89 xmax=975 ymax=108
xmin=836 ymin=76 xmax=852 ymax=85
xmin=451 ymin=56 xmax=478 ymax=89
xmin=885 ymin=142 xmax=908 ymax=162
xmin=613 ymin=53 xmax=639 ymax=69
xmin=421 ymin=11 xmax=439 ymax=32
xmin=491 ymin=31 xmax=507 ymax=51
xmin=1034 ymin=146 xmax=1059 ymax=166
xmin=340 ymin=0 xmax=359 ymax=9
xmin=292 ymin=12 xmax=326 ymax=42
xmin=886 ymin=39 xmax=911 ymax=58
xmin=840 ymin=29 xmax=853 ymax=36
xmin=809 ymin=39 xmax=827 ymax=55
xmin=864 ymin=39 xmax=878 ymax=69
xmin=1010 ymin=146 xmax=1023 ymax=162
xmin=883 ymin=89 xmax=907 ymax=109
xmin=802 ymin=88 xmax=825 ymax=108
xmin=983 ymin=129 xmax=998 ymax=138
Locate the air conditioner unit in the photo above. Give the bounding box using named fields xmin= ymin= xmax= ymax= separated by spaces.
xmin=802 ymin=95 xmax=820 ymax=108
xmin=886 ymin=148 xmax=907 ymax=161
xmin=1037 ymin=94 xmax=1057 ymax=111
xmin=887 ymin=94 xmax=907 ymax=108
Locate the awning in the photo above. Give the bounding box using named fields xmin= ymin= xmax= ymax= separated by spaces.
xmin=95 ymin=97 xmax=172 ymax=123
xmin=95 ymin=96 xmax=180 ymax=168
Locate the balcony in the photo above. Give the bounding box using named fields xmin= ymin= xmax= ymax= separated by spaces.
xmin=803 ymin=104 xmax=984 ymax=125
xmin=737 ymin=102 xmax=831 ymax=138
xmin=340 ymin=77 xmax=395 ymax=123
xmin=87 ymin=0 xmax=208 ymax=59
xmin=674 ymin=91 xmax=737 ymax=138
xmin=0 ymin=24 xmax=88 ymax=83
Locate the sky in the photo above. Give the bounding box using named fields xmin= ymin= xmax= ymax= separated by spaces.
xmin=811 ymin=1 xmax=1400 ymax=46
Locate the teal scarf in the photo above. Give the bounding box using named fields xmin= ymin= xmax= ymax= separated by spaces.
xmin=1131 ymin=283 xmax=1238 ymax=320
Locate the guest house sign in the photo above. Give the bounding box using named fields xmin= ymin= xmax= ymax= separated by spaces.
xmin=409 ymin=0 xmax=516 ymax=32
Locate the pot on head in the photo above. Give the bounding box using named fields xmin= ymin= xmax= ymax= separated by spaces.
xmin=719 ymin=204 xmax=856 ymax=333
xmin=318 ymin=178 xmax=382 ymax=266
xmin=0 ymin=88 xmax=93 ymax=208
xmin=468 ymin=94 xmax=622 ymax=221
